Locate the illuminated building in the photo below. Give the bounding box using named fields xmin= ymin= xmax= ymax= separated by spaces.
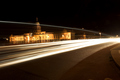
xmin=60 ymin=29 xmax=71 ymax=40
xmin=9 ymin=18 xmax=73 ymax=44
xmin=9 ymin=35 xmax=24 ymax=42
xmin=31 ymin=19 xmax=54 ymax=42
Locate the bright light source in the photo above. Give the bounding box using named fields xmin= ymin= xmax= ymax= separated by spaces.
xmin=0 ymin=38 xmax=120 ymax=68
xmin=6 ymin=38 xmax=8 ymax=40
xmin=28 ymin=37 xmax=29 ymax=41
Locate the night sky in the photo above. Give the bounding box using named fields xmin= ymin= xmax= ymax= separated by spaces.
xmin=1 ymin=0 xmax=120 ymax=36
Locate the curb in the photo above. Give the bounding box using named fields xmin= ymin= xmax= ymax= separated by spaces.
xmin=110 ymin=45 xmax=120 ymax=68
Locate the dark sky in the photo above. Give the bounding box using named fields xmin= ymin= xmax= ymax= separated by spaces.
xmin=1 ymin=0 xmax=120 ymax=36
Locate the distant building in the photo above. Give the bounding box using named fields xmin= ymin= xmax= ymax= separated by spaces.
xmin=60 ymin=29 xmax=71 ymax=40
xmin=9 ymin=35 xmax=24 ymax=42
xmin=9 ymin=18 xmax=74 ymax=44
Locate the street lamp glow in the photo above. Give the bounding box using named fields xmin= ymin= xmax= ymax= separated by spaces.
xmin=82 ymin=28 xmax=84 ymax=29
xmin=99 ymin=32 xmax=101 ymax=35
xmin=99 ymin=32 xmax=101 ymax=38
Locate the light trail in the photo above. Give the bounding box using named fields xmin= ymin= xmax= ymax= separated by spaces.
xmin=0 ymin=39 xmax=89 ymax=53
xmin=0 ymin=20 xmax=112 ymax=36
xmin=0 ymin=40 xmax=95 ymax=60
xmin=0 ymin=38 xmax=120 ymax=68
xmin=0 ymin=20 xmax=37 ymax=25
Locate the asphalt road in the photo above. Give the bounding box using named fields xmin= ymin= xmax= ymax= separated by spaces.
xmin=0 ymin=42 xmax=120 ymax=80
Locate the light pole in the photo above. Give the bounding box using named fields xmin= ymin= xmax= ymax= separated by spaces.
xmin=99 ymin=32 xmax=101 ymax=38
xmin=83 ymin=33 xmax=86 ymax=39
xmin=116 ymin=35 xmax=118 ymax=38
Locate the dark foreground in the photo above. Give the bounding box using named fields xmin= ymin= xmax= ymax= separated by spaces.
xmin=60 ymin=44 xmax=120 ymax=80
xmin=0 ymin=42 xmax=120 ymax=80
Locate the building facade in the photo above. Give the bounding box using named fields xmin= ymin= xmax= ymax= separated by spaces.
xmin=9 ymin=19 xmax=74 ymax=44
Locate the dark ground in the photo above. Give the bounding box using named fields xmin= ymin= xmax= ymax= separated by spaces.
xmin=60 ymin=44 xmax=120 ymax=80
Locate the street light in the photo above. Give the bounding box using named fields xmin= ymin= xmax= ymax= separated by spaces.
xmin=99 ymin=32 xmax=101 ymax=38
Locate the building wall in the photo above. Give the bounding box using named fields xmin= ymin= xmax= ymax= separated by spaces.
xmin=45 ymin=33 xmax=54 ymax=40
xmin=9 ymin=35 xmax=24 ymax=42
xmin=9 ymin=25 xmax=73 ymax=43
xmin=60 ymin=32 xmax=71 ymax=40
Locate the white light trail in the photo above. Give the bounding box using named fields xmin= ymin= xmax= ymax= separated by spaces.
xmin=0 ymin=20 xmax=112 ymax=36
xmin=0 ymin=39 xmax=89 ymax=52
xmin=0 ymin=38 xmax=120 ymax=68
xmin=0 ymin=20 xmax=36 ymax=25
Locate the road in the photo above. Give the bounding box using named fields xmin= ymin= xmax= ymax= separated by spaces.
xmin=0 ymin=39 xmax=116 ymax=67
xmin=0 ymin=39 xmax=120 ymax=80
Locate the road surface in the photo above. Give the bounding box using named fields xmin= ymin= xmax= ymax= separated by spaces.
xmin=0 ymin=41 xmax=120 ymax=80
